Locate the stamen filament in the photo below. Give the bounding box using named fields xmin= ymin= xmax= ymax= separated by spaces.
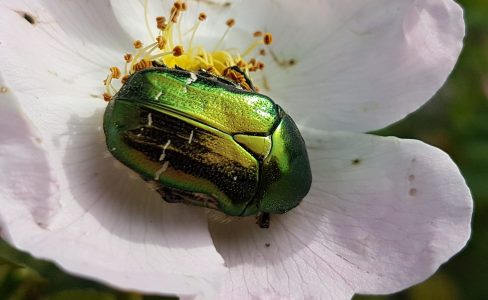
xmin=241 ymin=40 xmax=262 ymax=58
xmin=149 ymin=50 xmax=176 ymax=60
xmin=177 ymin=14 xmax=184 ymax=46
xmin=213 ymin=27 xmax=231 ymax=52
xmin=130 ymin=42 xmax=158 ymax=70
xmin=188 ymin=21 xmax=201 ymax=50
xmin=144 ymin=0 xmax=155 ymax=41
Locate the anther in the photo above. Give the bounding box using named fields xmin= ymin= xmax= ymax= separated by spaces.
xmin=121 ymin=75 xmax=130 ymax=84
xmin=124 ymin=53 xmax=133 ymax=63
xmin=264 ymin=33 xmax=273 ymax=45
xmin=259 ymin=49 xmax=266 ymax=56
xmin=110 ymin=67 xmax=121 ymax=79
xmin=133 ymin=40 xmax=143 ymax=49
xmin=253 ymin=31 xmax=263 ymax=37
xmin=156 ymin=16 xmax=167 ymax=30
xmin=237 ymin=60 xmax=246 ymax=68
xmin=226 ymin=18 xmax=236 ymax=27
xmin=174 ymin=2 xmax=183 ymax=10
xmin=173 ymin=45 xmax=184 ymax=56
xmin=133 ymin=59 xmax=153 ymax=71
xmin=103 ymin=93 xmax=112 ymax=102
xmin=157 ymin=36 xmax=167 ymax=50
xmin=198 ymin=12 xmax=207 ymax=21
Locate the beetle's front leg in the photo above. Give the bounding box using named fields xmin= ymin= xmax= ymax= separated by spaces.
xmin=257 ymin=212 xmax=270 ymax=229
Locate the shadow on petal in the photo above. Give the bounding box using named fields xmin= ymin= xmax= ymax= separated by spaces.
xmin=0 ymin=93 xmax=60 ymax=237
xmin=63 ymin=109 xmax=214 ymax=250
xmin=40 ymin=0 xmax=131 ymax=54
xmin=208 ymin=207 xmax=319 ymax=268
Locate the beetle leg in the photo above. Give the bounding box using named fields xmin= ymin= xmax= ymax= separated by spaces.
xmin=152 ymin=61 xmax=167 ymax=68
xmin=257 ymin=212 xmax=270 ymax=229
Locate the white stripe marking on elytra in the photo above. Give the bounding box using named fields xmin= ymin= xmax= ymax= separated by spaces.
xmin=188 ymin=130 xmax=194 ymax=144
xmin=159 ymin=139 xmax=171 ymax=161
xmin=186 ymin=72 xmax=198 ymax=85
xmin=154 ymin=161 xmax=170 ymax=180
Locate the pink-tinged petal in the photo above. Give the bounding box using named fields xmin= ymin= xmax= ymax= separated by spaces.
xmin=210 ymin=130 xmax=472 ymax=299
xmin=177 ymin=0 xmax=462 ymax=133
xmin=0 ymin=0 xmax=132 ymax=97
xmin=0 ymin=77 xmax=58 ymax=241
xmin=0 ymin=2 xmax=225 ymax=297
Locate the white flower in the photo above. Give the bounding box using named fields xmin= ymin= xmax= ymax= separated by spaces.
xmin=0 ymin=0 xmax=473 ymax=299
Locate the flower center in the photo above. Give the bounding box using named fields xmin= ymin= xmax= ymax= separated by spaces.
xmin=103 ymin=0 xmax=273 ymax=101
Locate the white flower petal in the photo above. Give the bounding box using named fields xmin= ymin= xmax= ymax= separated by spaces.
xmin=244 ymin=0 xmax=465 ymax=132
xmin=0 ymin=0 xmax=133 ymax=96
xmin=0 ymin=2 xmax=226 ymax=297
xmin=112 ymin=0 xmax=464 ymax=132
xmin=111 ymin=0 xmax=248 ymax=48
xmin=0 ymin=76 xmax=58 ymax=241
xmin=210 ymin=130 xmax=472 ymax=299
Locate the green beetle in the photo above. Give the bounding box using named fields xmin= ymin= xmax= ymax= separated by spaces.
xmin=103 ymin=67 xmax=312 ymax=228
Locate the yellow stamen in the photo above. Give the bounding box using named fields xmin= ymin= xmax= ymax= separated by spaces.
xmin=110 ymin=67 xmax=121 ymax=79
xmin=188 ymin=13 xmax=207 ymax=51
xmin=103 ymin=0 xmax=276 ymax=97
xmin=213 ymin=18 xmax=236 ymax=52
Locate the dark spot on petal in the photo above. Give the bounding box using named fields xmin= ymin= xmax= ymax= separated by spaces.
xmin=90 ymin=94 xmax=101 ymax=99
xmin=352 ymin=158 xmax=361 ymax=165
xmin=22 ymin=12 xmax=36 ymax=25
xmin=409 ymin=188 xmax=417 ymax=196
xmin=289 ymin=59 xmax=296 ymax=66
xmin=408 ymin=174 xmax=415 ymax=181
xmin=265 ymin=243 xmax=270 ymax=248
xmin=35 ymin=137 xmax=43 ymax=144
xmin=36 ymin=221 xmax=47 ymax=229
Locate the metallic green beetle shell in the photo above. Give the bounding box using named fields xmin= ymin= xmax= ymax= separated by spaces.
xmin=103 ymin=67 xmax=312 ymax=217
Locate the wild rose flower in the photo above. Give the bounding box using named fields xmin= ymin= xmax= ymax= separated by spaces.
xmin=0 ymin=0 xmax=472 ymax=299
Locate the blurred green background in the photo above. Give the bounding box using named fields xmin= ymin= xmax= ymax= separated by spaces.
xmin=1 ymin=0 xmax=487 ymax=299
